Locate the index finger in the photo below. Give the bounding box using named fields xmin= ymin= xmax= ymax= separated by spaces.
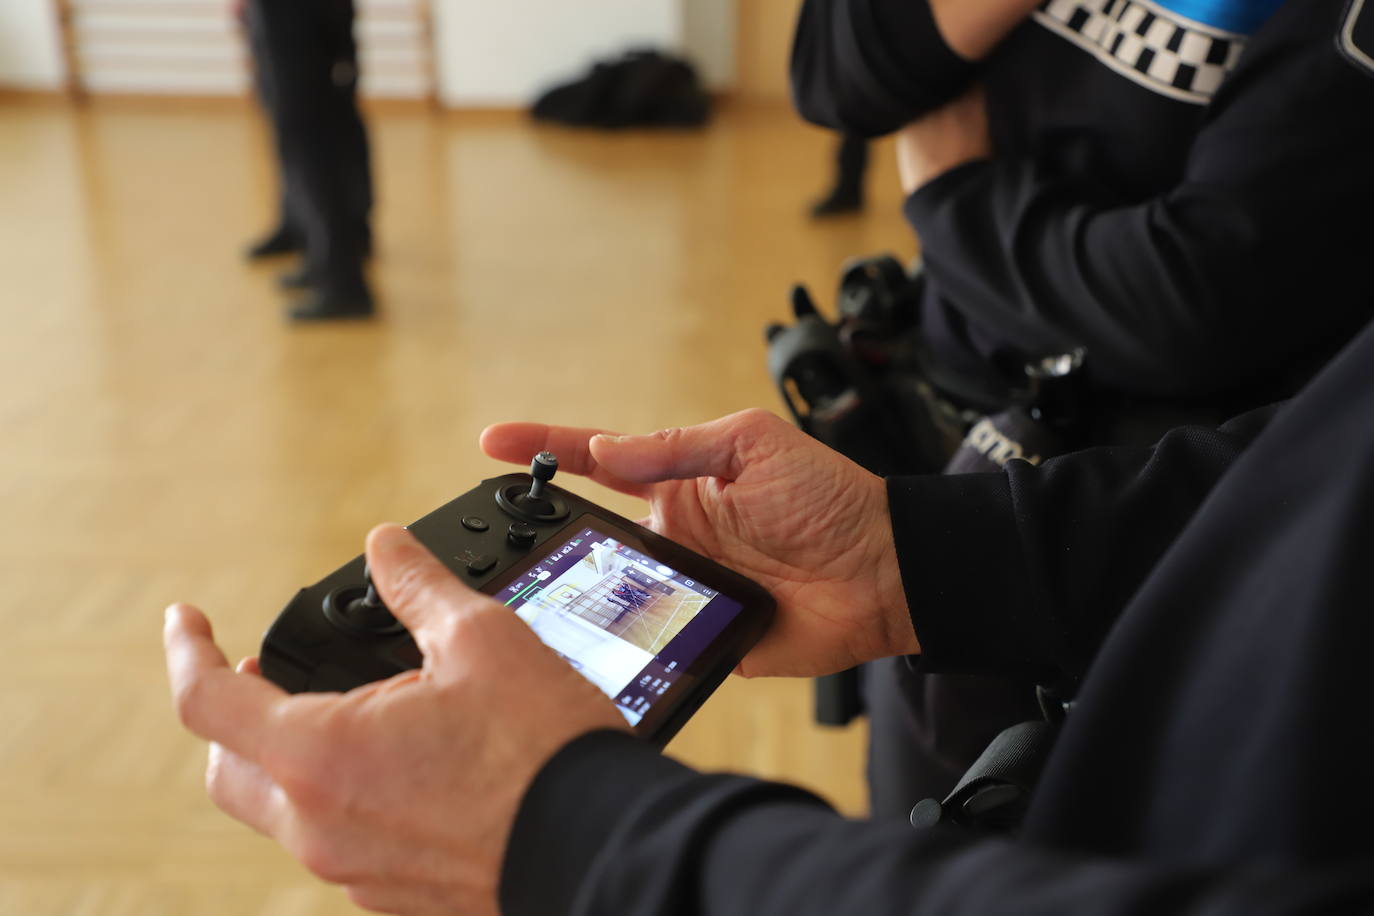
xmin=163 ymin=603 xmax=289 ymax=763
xmin=480 ymin=422 xmax=651 ymax=499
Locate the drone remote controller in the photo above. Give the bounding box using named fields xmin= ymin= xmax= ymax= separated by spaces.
xmin=260 ymin=453 xmax=774 ymax=745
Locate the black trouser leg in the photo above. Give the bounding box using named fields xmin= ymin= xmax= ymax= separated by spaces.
xmin=835 ymin=133 xmax=868 ymax=198
xmin=245 ymin=1 xmax=303 ymax=240
xmin=257 ymin=0 xmax=371 ymax=298
xmin=329 ymin=0 xmax=373 ymax=256
xmin=811 ymin=133 xmax=869 ymax=216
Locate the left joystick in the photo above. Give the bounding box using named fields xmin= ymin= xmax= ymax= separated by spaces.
xmin=325 ymin=563 xmax=403 ymax=635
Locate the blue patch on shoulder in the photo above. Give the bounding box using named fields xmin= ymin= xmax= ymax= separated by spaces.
xmin=1150 ymin=0 xmax=1285 ymax=34
xmin=1343 ymin=0 xmax=1374 ymax=76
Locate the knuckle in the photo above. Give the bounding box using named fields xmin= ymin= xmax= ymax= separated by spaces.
xmin=384 ymin=559 xmax=430 ymax=611
xmin=294 ymin=830 xmax=353 ymax=884
xmin=264 ymin=721 xmax=335 ymax=813
xmin=385 ymin=555 xmax=448 ymax=621
xmin=447 ymin=609 xmax=507 ymax=661
xmin=737 ymin=406 xmax=775 ymax=426
xmin=735 ymin=407 xmax=784 ymax=439
xmin=173 ymin=673 xmax=208 ymax=731
xmin=651 ymin=425 xmax=685 ymax=446
xmin=272 ymin=749 xmax=337 ymax=816
xmin=204 ymin=753 xmax=229 ymax=806
xmin=575 ymin=431 xmax=603 ymax=471
xmin=345 ymin=886 xmax=386 ymax=912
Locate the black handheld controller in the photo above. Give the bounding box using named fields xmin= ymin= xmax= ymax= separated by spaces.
xmin=260 ymin=453 xmax=774 ymax=746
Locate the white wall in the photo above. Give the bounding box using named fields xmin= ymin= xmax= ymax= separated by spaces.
xmin=433 ymin=0 xmax=735 ymax=108
xmin=0 ymin=0 xmax=736 ymax=102
xmin=0 ymin=0 xmax=66 ymax=90
xmin=683 ymin=0 xmax=735 ymax=90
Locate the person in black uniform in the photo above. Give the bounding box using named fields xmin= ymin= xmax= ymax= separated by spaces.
xmin=789 ymin=0 xmax=1374 ymax=816
xmin=165 ymin=309 xmax=1374 ymax=913
xmin=240 ymin=0 xmax=375 ymax=320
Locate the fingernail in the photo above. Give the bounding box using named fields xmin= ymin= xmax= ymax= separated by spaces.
xmin=594 ymin=434 xmax=625 ymax=444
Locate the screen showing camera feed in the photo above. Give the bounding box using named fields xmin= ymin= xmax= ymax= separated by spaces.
xmin=500 ymin=519 xmax=745 ymax=726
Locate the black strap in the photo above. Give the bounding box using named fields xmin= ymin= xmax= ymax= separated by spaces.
xmin=909 ymin=717 xmax=1061 ymax=833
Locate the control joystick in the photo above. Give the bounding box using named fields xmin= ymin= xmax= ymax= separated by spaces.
xmin=496 ymin=450 xmax=570 ymax=522
xmin=324 ymin=563 xmax=404 ymax=635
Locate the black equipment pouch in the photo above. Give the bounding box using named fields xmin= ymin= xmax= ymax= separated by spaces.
xmin=765 ymin=257 xmax=1087 ymax=726
xmin=908 ymin=687 xmax=1071 ymax=834
xmin=943 ymin=350 xmax=1086 ymax=475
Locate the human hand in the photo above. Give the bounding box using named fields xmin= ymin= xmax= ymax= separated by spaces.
xmin=481 ymin=409 xmax=917 ymax=679
xmin=164 ymin=524 xmax=627 ymax=916
xmin=896 ymin=85 xmax=990 ymax=195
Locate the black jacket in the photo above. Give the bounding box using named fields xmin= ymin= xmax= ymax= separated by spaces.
xmin=501 ymin=314 xmax=1374 ymax=913
xmin=793 ymin=0 xmax=1374 ymax=406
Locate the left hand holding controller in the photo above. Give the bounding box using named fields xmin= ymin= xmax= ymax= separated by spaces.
xmin=163 ymin=524 xmax=626 ymax=916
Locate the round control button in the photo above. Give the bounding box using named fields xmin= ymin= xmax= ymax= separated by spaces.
xmin=461 ymin=516 xmax=489 ymax=532
xmin=508 ymin=522 xmax=537 ymax=548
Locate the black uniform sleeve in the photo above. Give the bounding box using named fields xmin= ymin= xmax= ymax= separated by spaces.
xmin=907 ymin=0 xmax=1374 ymax=397
xmin=889 ymin=403 xmax=1277 ymax=687
xmin=790 ymin=0 xmax=977 ymax=137
xmin=500 ymin=730 xmax=1374 ymax=915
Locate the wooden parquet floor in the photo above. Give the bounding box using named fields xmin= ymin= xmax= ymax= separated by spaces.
xmin=0 ymin=97 xmax=915 ymax=914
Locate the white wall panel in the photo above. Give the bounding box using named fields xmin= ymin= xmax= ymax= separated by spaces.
xmin=432 ymin=0 xmax=682 ymax=107
xmin=1 ymin=1 xmax=738 ymax=102
xmin=53 ymin=0 xmax=434 ymax=97
xmin=683 ymin=0 xmax=735 ymax=89
xmin=0 ymin=0 xmax=66 ymax=89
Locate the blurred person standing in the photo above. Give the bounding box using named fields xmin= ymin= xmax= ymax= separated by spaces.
xmin=239 ymin=0 xmax=376 ymax=321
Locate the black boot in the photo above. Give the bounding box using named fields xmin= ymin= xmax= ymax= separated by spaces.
xmin=245 ymin=225 xmax=304 ymax=260
xmin=278 ymin=266 xmax=315 ymax=290
xmin=287 ymin=282 xmax=375 ymax=321
xmin=809 ymin=133 xmax=868 ymax=218
xmin=810 ymin=186 xmax=864 ymax=217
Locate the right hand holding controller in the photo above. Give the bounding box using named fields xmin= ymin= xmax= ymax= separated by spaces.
xmin=480 ymin=408 xmax=918 ymax=679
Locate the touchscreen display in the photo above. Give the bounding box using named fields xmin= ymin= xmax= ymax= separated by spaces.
xmin=496 ymin=517 xmax=746 ymax=726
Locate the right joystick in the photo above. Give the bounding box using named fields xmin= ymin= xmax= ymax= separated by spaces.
xmin=527 ymin=451 xmax=557 ymax=501
xmin=496 ymin=451 xmax=570 ymax=522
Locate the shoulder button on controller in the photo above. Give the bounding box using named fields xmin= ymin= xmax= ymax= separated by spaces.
xmin=461 ymin=516 xmax=489 ymax=532
xmin=508 ymin=522 xmax=537 ymax=548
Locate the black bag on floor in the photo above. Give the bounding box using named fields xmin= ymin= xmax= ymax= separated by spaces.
xmin=532 ymin=49 xmax=711 ymax=129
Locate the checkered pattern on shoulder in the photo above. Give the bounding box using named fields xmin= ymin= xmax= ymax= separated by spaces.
xmin=1034 ymin=0 xmax=1247 ymax=104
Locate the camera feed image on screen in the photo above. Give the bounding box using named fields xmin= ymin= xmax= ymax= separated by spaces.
xmin=500 ymin=522 xmax=744 ymax=726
